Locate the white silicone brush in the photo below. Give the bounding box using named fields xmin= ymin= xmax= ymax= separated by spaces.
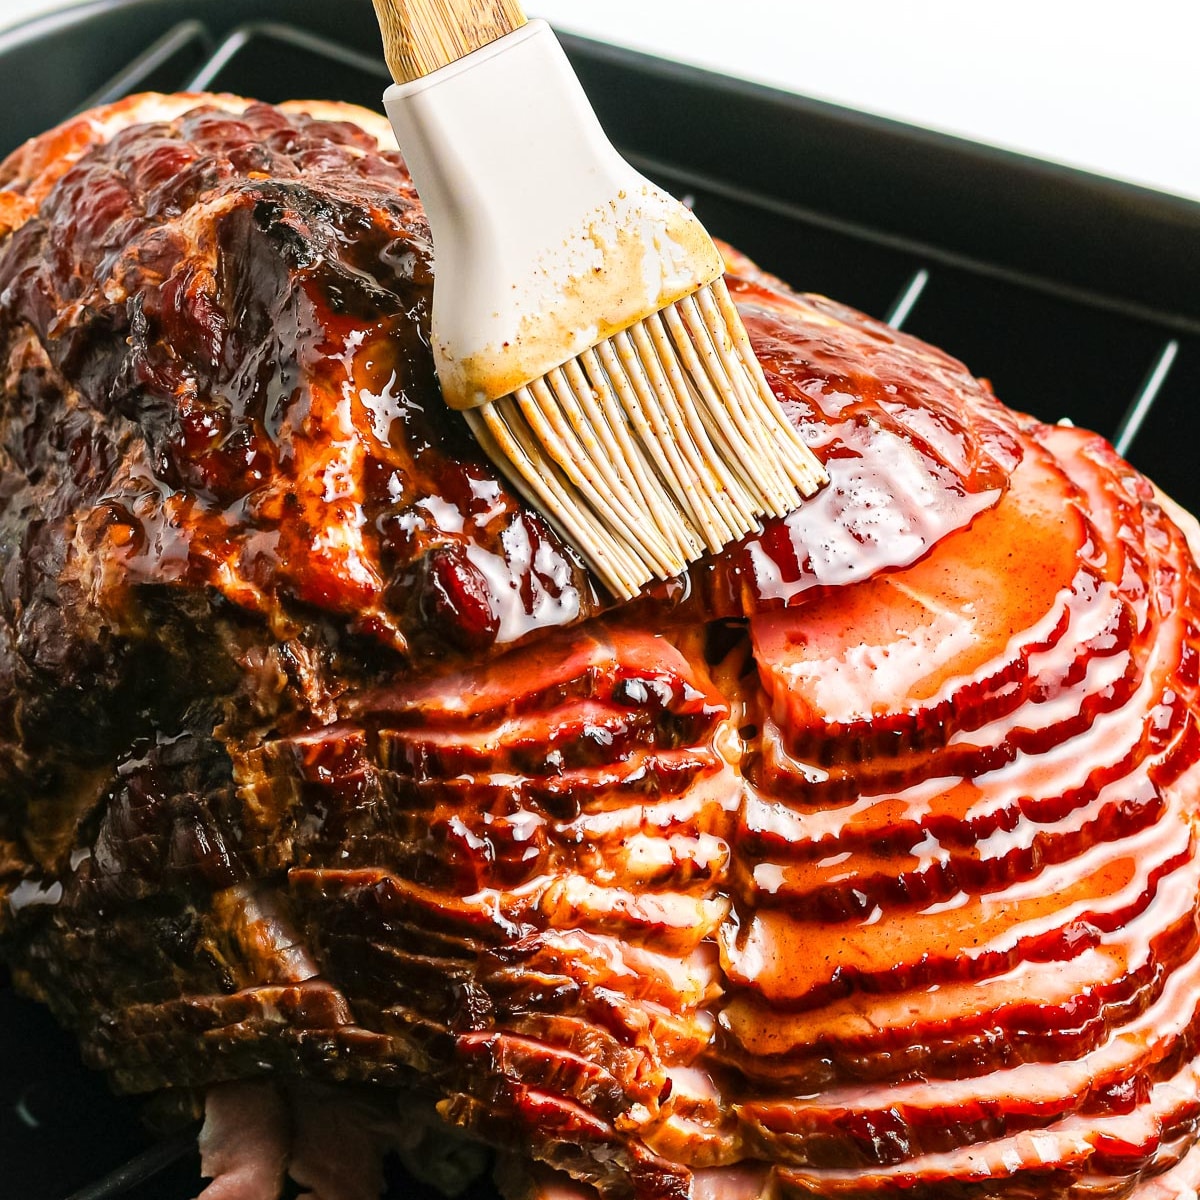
xmin=372 ymin=0 xmax=828 ymax=599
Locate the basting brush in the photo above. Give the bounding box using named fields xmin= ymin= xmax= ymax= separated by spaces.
xmin=371 ymin=0 xmax=828 ymax=599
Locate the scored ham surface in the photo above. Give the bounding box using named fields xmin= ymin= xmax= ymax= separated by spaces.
xmin=1 ymin=94 xmax=1199 ymax=1200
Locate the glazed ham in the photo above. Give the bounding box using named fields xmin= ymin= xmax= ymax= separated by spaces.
xmin=1 ymin=94 xmax=1199 ymax=1200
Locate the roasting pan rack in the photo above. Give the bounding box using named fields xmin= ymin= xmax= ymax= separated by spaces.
xmin=2 ymin=2 xmax=1199 ymax=1198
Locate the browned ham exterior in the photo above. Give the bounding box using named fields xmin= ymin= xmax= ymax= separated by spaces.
xmin=2 ymin=94 xmax=1199 ymax=1200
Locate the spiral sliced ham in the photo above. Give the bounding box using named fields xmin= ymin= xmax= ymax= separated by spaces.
xmin=1 ymin=94 xmax=1199 ymax=1200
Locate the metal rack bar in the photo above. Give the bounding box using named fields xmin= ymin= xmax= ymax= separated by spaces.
xmin=1113 ymin=339 xmax=1182 ymax=458
xmin=885 ymin=267 xmax=931 ymax=330
xmin=183 ymin=20 xmax=390 ymax=92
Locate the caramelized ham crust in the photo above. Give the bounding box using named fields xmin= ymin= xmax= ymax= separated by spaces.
xmin=2 ymin=94 xmax=1199 ymax=1200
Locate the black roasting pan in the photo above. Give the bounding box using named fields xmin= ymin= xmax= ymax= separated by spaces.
xmin=1 ymin=3 xmax=1199 ymax=1197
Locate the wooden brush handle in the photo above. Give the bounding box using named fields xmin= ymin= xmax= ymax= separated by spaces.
xmin=373 ymin=0 xmax=528 ymax=83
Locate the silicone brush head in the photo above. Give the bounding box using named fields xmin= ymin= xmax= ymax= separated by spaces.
xmin=465 ymin=280 xmax=826 ymax=599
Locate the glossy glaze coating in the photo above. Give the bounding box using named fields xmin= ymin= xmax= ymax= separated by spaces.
xmin=1 ymin=95 xmax=1198 ymax=1200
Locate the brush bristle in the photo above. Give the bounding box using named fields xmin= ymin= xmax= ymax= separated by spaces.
xmin=465 ymin=279 xmax=828 ymax=600
xmin=373 ymin=0 xmax=527 ymax=83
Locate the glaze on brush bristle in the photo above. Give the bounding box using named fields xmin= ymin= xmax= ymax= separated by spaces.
xmin=466 ymin=280 xmax=827 ymax=600
xmin=373 ymin=0 xmax=527 ymax=82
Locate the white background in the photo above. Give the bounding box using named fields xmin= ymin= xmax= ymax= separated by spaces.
xmin=3 ymin=0 xmax=1199 ymax=203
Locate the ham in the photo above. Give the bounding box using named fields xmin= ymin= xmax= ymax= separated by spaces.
xmin=1 ymin=93 xmax=1199 ymax=1200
